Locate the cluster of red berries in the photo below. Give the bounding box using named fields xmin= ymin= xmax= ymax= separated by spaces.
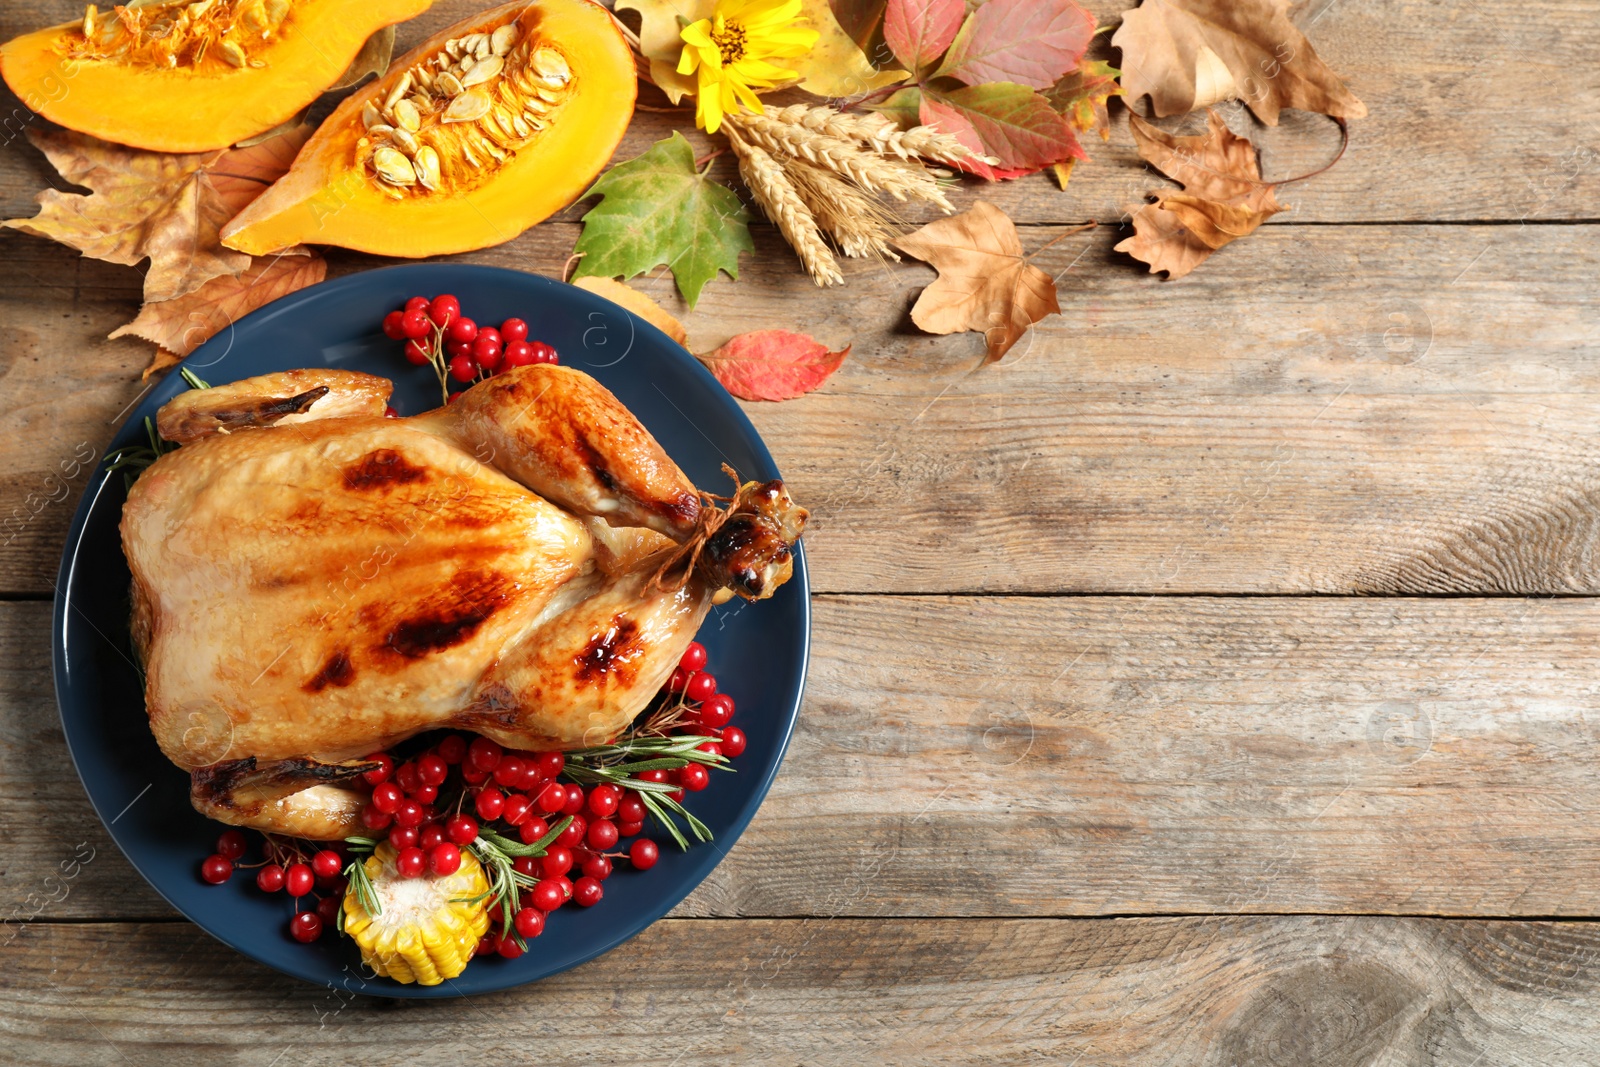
xmin=380 ymin=292 xmax=558 ymax=390
xmin=198 ymin=640 xmax=744 ymax=961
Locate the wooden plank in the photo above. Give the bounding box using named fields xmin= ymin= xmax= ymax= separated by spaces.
xmin=4 ymin=917 xmax=1600 ymax=1064
xmin=1 ymin=222 xmax=1597 ymax=595
xmin=13 ymin=595 xmax=1600 ymax=920
xmin=0 ymin=0 xmax=1596 ymax=225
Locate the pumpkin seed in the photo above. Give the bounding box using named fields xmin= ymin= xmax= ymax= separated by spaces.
xmin=490 ymin=24 xmax=519 ymax=56
xmin=383 ymin=71 xmax=412 ymax=111
xmin=82 ymin=5 xmax=96 ymax=38
xmin=436 ymin=71 xmax=464 ymax=96
xmin=367 ymin=123 xmax=396 ymax=139
xmin=412 ymin=66 xmax=434 ymax=90
xmin=441 ymin=88 xmax=492 ymax=123
xmin=460 ymin=138 xmax=481 ymax=167
xmin=535 ymin=84 xmax=560 ymax=103
xmin=531 ymin=47 xmax=569 ymax=83
xmin=218 ymin=39 xmax=246 ymax=67
xmin=413 ymin=146 xmax=440 ymax=190
xmin=361 ymin=101 xmax=380 ymax=128
xmin=474 ymin=36 xmax=492 ymax=60
xmin=457 ymin=55 xmax=475 ymax=74
xmin=512 ymin=114 xmax=530 ymax=138
xmin=522 ymin=97 xmax=547 ymax=114
xmin=264 ymin=0 xmax=289 ymax=25
xmin=247 ymin=58 xmax=266 ymax=68
xmin=391 ymin=127 xmax=420 ymax=154
xmin=460 ymin=54 xmax=502 ymax=87
xmin=392 ymin=98 xmax=421 ymax=131
xmin=372 ymin=147 xmax=417 ymax=186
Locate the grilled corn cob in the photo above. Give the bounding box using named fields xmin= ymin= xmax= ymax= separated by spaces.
xmin=342 ymin=841 xmax=491 ymax=985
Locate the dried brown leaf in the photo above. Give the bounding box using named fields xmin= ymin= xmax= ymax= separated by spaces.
xmin=895 ymin=200 xmax=1060 ymax=362
xmin=1110 ymin=0 xmax=1366 ymax=125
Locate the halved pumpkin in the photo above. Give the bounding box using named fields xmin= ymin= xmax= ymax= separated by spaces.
xmin=0 ymin=0 xmax=434 ymax=153
xmin=221 ymin=0 xmax=636 ymax=258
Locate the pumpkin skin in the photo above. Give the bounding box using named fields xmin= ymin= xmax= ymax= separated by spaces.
xmin=221 ymin=0 xmax=636 ymax=258
xmin=0 ymin=0 xmax=434 ymax=153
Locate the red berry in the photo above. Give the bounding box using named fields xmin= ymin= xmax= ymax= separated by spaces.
xmin=476 ymin=340 xmax=503 ymax=373
xmin=437 ymin=735 xmax=467 ymax=764
xmin=290 ymin=911 xmax=323 ymax=943
xmin=699 ymin=741 xmax=723 ymax=757
xmin=630 ymin=838 xmax=660 ymax=870
xmin=587 ymin=784 xmax=621 ymax=819
xmin=555 ymin=876 xmax=574 ymax=901
xmin=721 ymin=727 xmax=748 ymax=758
xmin=680 ymin=764 xmax=710 ymax=792
xmin=428 ymin=294 xmax=460 ymax=326
xmin=699 ymin=694 xmax=735 ymax=730
xmin=382 ymin=310 xmax=408 ymax=340
xmin=540 ymin=846 xmax=573 ymax=877
xmin=581 ymin=853 xmax=612 ymax=881
xmin=636 ymin=769 xmax=669 ymax=785
xmin=536 ymin=782 xmax=567 ymax=814
xmin=361 ymin=752 xmax=394 ymax=785
xmin=385 ymin=406 xmax=399 ymax=418
xmin=461 ymin=765 xmax=489 ymax=785
xmin=476 ymin=933 xmax=498 ymax=957
xmin=501 ymin=340 xmax=536 ymax=368
xmin=531 ymin=878 xmax=565 ymax=912
xmin=530 ymin=341 xmax=559 ymax=365
xmin=311 ymin=850 xmax=342 ymax=879
xmin=215 ymin=829 xmax=248 ymax=860
xmin=516 ymin=760 xmax=543 ymax=792
xmin=475 ymin=787 xmax=506 ymax=821
xmin=476 ymin=326 xmax=502 ymax=350
xmin=403 ymin=338 xmax=431 ymax=366
xmin=572 ymin=876 xmax=603 ymax=907
xmin=514 ymin=906 xmax=544 ymax=939
xmin=587 ymin=819 xmax=619 ymax=850
xmin=395 ymin=762 xmax=420 ymax=792
xmin=686 ymin=672 xmax=717 ymax=702
xmin=394 ymin=800 xmax=425 ymax=828
xmin=285 ymin=862 xmax=314 ymax=897
xmin=417 ymin=752 xmax=448 ymax=786
xmin=404 ymin=296 xmax=430 ymax=313
xmin=446 ymin=316 xmax=478 ymax=344
xmin=469 ymin=736 xmax=502 ymax=773
xmin=679 ymin=642 xmax=708 ymax=672
xmin=360 ymin=804 xmax=392 ymax=830
xmin=471 ymin=334 xmax=502 ymax=368
xmin=535 ymin=751 xmax=564 ymax=778
xmin=400 ymin=308 xmax=431 ymax=339
xmin=618 ymin=793 xmax=647 ymax=824
xmin=561 ymin=786 xmax=587 ymax=817
xmin=669 ymin=789 xmax=684 ymax=803
xmin=557 ymin=814 xmax=587 ymax=849
xmin=496 ymin=933 xmax=525 ymax=959
xmin=667 ymin=667 xmax=688 ymax=693
xmin=494 ymin=756 xmax=526 ymax=788
xmin=316 ymin=894 xmax=342 ymax=927
xmin=396 ymin=846 xmax=427 ymax=878
xmin=200 ymin=854 xmax=232 ymax=884
xmin=412 ymin=782 xmax=439 ymax=805
xmin=428 ymin=843 xmax=462 ymax=876
xmin=512 ymin=856 xmax=539 ymax=877
xmin=445 ymin=814 xmax=479 ymax=846
xmin=619 ymin=820 xmax=644 ymax=837
xmin=502 ymin=793 xmax=533 ymax=827
xmin=419 ymin=825 xmax=445 ymax=851
xmin=447 ymin=339 xmax=474 ymax=362
xmin=256 ymin=864 xmax=286 ymax=892
xmin=449 ymin=353 xmax=476 ymax=382
xmin=501 ymin=318 xmax=529 ymax=343
xmin=371 ymin=781 xmax=403 ymax=814
xmin=388 ymin=825 xmax=419 ymax=851
xmin=518 ymin=816 xmax=551 ymax=845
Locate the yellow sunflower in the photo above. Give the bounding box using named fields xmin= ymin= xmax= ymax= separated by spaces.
xmin=677 ymin=0 xmax=819 ymax=134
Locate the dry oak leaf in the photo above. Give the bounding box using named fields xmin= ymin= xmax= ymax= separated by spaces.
xmin=697 ymin=330 xmax=849 ymax=402
xmin=572 ymin=276 xmax=689 ymax=348
xmin=111 ymin=253 xmax=327 ymax=376
xmin=5 ymin=125 xmax=311 ymax=304
xmin=896 ymin=200 xmax=1060 ymax=363
xmin=1114 ymin=110 xmax=1285 ymax=279
xmin=1110 ymin=0 xmax=1366 ymax=125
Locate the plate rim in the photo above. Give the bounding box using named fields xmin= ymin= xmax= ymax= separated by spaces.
xmin=50 ymin=262 xmax=811 ymax=998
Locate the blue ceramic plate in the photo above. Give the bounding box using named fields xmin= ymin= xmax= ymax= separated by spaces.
xmin=52 ymin=264 xmax=809 ymax=998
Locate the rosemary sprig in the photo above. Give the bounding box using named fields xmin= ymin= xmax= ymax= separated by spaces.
xmin=462 ymin=816 xmax=572 ymax=946
xmin=179 ymin=367 xmax=211 ymax=389
xmin=104 ymin=416 xmax=175 ymax=489
xmin=562 ymin=735 xmax=730 ymax=850
xmin=339 ymin=836 xmax=382 ymax=930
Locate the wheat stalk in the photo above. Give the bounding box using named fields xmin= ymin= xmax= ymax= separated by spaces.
xmin=782 ymin=159 xmax=900 ymax=261
xmin=725 ymin=112 xmax=954 ymax=212
xmin=726 ymin=127 xmax=843 ymax=287
xmin=763 ymin=103 xmax=997 ymax=167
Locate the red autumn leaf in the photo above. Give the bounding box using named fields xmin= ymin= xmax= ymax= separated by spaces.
xmin=921 ymin=82 xmax=1085 ymax=178
xmin=933 ymin=0 xmax=1096 ymax=89
xmin=696 ymin=330 xmax=849 ymax=401
xmin=884 ymin=0 xmax=965 ymax=72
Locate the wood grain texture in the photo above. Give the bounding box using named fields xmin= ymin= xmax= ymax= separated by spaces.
xmin=4 ymin=917 xmax=1600 ymax=1065
xmin=0 ymin=221 xmax=1597 ymax=595
xmin=12 ymin=595 xmax=1600 ymax=920
xmin=0 ymin=0 xmax=1595 ymax=225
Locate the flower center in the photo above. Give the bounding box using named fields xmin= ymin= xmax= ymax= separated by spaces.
xmin=711 ymin=21 xmax=747 ymax=64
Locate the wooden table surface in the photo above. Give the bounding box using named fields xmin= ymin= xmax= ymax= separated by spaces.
xmin=5 ymin=0 xmax=1600 ymax=1062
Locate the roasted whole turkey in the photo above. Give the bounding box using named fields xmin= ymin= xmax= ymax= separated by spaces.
xmin=121 ymin=365 xmax=806 ymax=840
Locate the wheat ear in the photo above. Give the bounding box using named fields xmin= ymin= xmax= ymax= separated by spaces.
xmin=725 ymin=113 xmax=953 ymax=212
xmin=764 ymin=103 xmax=997 ymax=167
xmin=726 ymin=127 xmax=843 ymax=287
xmin=782 ymin=159 xmax=901 ymax=261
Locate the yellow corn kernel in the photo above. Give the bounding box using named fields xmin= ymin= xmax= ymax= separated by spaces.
xmin=342 ymin=842 xmax=491 ymax=985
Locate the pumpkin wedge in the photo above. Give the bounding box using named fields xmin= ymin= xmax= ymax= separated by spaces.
xmin=0 ymin=0 xmax=434 ymax=153
xmin=221 ymin=0 xmax=636 ymax=258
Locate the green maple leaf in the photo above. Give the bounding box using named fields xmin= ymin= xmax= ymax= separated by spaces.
xmin=572 ymin=133 xmax=753 ymax=309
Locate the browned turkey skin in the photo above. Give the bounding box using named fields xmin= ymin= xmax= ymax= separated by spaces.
xmin=121 ymin=365 xmax=806 ymax=840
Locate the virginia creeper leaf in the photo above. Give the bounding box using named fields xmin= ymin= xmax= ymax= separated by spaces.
xmin=884 ymin=0 xmax=965 ymax=72
xmin=921 ymin=82 xmax=1085 ymax=178
xmin=933 ymin=0 xmax=1096 ymax=89
xmin=697 ymin=330 xmax=849 ymax=401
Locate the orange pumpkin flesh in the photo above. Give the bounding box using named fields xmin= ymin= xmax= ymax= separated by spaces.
xmin=0 ymin=0 xmax=434 ymax=153
xmin=221 ymin=0 xmax=636 ymax=258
